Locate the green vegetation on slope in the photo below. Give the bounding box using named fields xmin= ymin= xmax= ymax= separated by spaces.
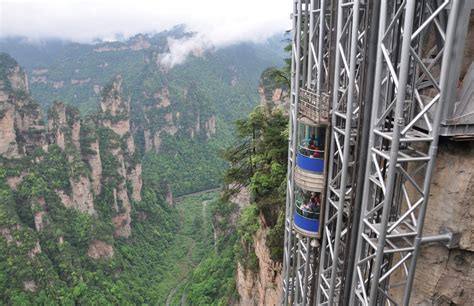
xmin=0 ymin=145 xmax=176 ymax=304
xmin=1 ymin=36 xmax=289 ymax=304
xmin=0 ymin=148 xmax=237 ymax=304
xmin=161 ymin=193 xmax=239 ymax=306
xmin=146 ymin=192 xmax=214 ymax=304
xmin=223 ymin=103 xmax=289 ymax=267
xmin=128 ymin=42 xmax=282 ymax=196
xmin=141 ymin=131 xmax=230 ymax=197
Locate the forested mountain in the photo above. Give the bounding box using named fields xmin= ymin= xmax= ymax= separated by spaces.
xmin=0 ymin=53 xmax=244 ymax=304
xmin=1 ymin=28 xmax=285 ymax=197
xmin=0 ymin=53 xmax=162 ymax=302
xmin=0 ymin=27 xmax=286 ymax=303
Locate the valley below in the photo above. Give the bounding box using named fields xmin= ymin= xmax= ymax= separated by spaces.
xmin=157 ymin=191 xmax=215 ymax=305
xmin=0 ymin=27 xmax=285 ymax=305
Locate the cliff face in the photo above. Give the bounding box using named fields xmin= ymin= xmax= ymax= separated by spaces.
xmin=392 ymin=141 xmax=474 ymax=305
xmin=258 ymin=68 xmax=289 ymax=112
xmin=232 ymin=72 xmax=286 ymax=305
xmin=0 ymin=55 xmax=47 ymax=158
xmin=0 ymin=54 xmax=143 ymax=273
xmin=232 ymin=188 xmax=283 ymax=306
xmin=99 ymin=76 xmax=142 ymax=237
xmin=236 ymin=212 xmax=283 ymax=306
xmin=137 ymin=50 xmax=218 ymax=154
xmin=0 ymin=81 xmax=21 ymax=157
xmin=49 ymin=102 xmax=96 ymax=216
xmin=258 ymin=86 xmax=289 ymax=112
xmin=81 ymin=118 xmax=103 ymax=195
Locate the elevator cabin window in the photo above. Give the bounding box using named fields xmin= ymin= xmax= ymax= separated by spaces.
xmin=297 ymin=123 xmax=326 ymax=159
xmin=293 ymin=187 xmax=322 ymax=237
xmin=296 ymin=123 xmax=326 ymax=173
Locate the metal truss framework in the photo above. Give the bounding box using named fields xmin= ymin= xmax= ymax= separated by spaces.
xmin=283 ymin=0 xmax=332 ymax=305
xmin=282 ymin=0 xmax=304 ymax=303
xmin=349 ymin=1 xmax=462 ymax=305
xmin=316 ymin=0 xmax=366 ymax=304
xmin=305 ymin=0 xmax=332 ymax=94
xmin=284 ymin=1 xmax=468 ymax=305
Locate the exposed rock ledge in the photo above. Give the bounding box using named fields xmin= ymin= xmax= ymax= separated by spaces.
xmin=232 ymin=186 xmax=282 ymax=306
xmin=236 ymin=213 xmax=282 ymax=306
xmin=87 ymin=240 xmax=114 ymax=260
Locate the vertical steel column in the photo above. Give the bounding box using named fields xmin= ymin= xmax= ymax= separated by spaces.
xmin=306 ymin=0 xmax=330 ymax=93
xmin=316 ymin=0 xmax=366 ymax=304
xmin=302 ymin=0 xmax=309 ymax=87
xmin=294 ymin=235 xmax=316 ymax=305
xmin=316 ymin=0 xmax=327 ymax=94
xmin=293 ymin=2 xmax=322 ymax=304
xmin=306 ymin=0 xmax=317 ymax=88
xmin=282 ymin=0 xmax=303 ymax=304
xmin=283 ymin=0 xmax=332 ymax=304
xmin=349 ymin=1 xmax=461 ymax=304
xmin=294 ymin=235 xmax=304 ymax=303
xmin=402 ymin=1 xmax=460 ymax=304
xmin=366 ymin=1 xmax=416 ymax=302
xmin=301 ymin=238 xmax=312 ymax=303
xmin=348 ymin=0 xmax=389 ymax=303
xmin=342 ymin=0 xmax=381 ymax=303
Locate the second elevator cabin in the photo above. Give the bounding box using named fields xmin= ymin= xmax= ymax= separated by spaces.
xmin=293 ymin=88 xmax=330 ymax=238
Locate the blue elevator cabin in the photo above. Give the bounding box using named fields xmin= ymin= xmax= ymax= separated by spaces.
xmin=293 ymin=89 xmax=329 ymax=238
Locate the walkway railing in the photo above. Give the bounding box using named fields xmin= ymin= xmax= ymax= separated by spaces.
xmin=298 ymin=140 xmax=325 ymax=158
xmin=295 ymin=199 xmax=320 ymax=220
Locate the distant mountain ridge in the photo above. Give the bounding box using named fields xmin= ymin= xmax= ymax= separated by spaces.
xmin=1 ymin=27 xmax=286 ymax=197
xmin=0 ymin=25 xmax=189 ymax=67
xmin=0 ymin=26 xmax=287 ymax=303
xmin=1 ymin=27 xmax=285 ymax=114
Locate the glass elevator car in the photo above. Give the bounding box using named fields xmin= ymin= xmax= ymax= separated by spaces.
xmin=293 ymin=116 xmax=329 ymax=238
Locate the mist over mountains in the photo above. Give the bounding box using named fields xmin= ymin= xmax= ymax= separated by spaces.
xmin=0 ymin=26 xmax=286 ymax=70
xmin=2 ymin=0 xmax=290 ymax=45
xmin=0 ymin=19 xmax=289 ymax=302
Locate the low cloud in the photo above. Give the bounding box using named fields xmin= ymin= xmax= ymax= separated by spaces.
xmin=1 ymin=0 xmax=290 ymax=45
xmin=158 ymin=34 xmax=211 ymax=69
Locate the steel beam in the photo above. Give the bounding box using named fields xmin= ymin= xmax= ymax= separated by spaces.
xmin=282 ymin=0 xmax=302 ymax=304
xmin=349 ymin=1 xmax=464 ymax=304
xmin=316 ymin=0 xmax=366 ymax=304
xmin=283 ymin=0 xmax=333 ymax=304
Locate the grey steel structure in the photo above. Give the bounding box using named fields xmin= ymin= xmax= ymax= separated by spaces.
xmin=282 ymin=0 xmax=332 ymax=304
xmin=282 ymin=0 xmax=473 ymax=305
xmin=316 ymin=0 xmax=366 ymax=304
xmin=350 ymin=1 xmax=467 ymax=305
xmin=282 ymin=0 xmax=304 ymax=303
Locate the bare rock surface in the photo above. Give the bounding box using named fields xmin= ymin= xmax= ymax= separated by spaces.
xmin=87 ymin=240 xmax=114 ymax=260
xmin=56 ymin=176 xmax=96 ymax=216
xmin=236 ymin=213 xmax=282 ymax=306
xmin=23 ymin=280 xmax=37 ymax=292
xmin=231 ymin=186 xmax=282 ymax=306
xmin=393 ymin=141 xmax=474 ymax=305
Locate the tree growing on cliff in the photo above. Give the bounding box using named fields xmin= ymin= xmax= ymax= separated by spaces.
xmin=222 ymin=103 xmax=288 ymax=263
xmin=223 ymin=105 xmax=287 ymax=210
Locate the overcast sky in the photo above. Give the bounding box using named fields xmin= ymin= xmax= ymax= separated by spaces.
xmin=0 ymin=0 xmax=291 ymax=46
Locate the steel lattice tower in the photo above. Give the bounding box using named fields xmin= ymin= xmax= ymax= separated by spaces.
xmin=316 ymin=1 xmax=366 ymax=304
xmin=282 ymin=0 xmax=304 ymax=303
xmin=283 ymin=0 xmax=333 ymax=304
xmin=282 ymin=0 xmax=472 ymax=305
xmin=350 ymin=1 xmax=467 ymax=304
